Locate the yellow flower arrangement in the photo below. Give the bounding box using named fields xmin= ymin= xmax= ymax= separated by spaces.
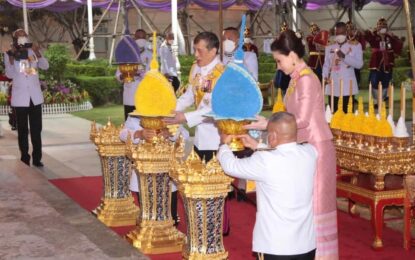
xmin=375 ymin=102 xmax=393 ymax=137
xmin=330 ymin=95 xmax=345 ymax=129
xmin=131 ymin=32 xmax=176 ymax=117
xmin=272 ymin=88 xmax=286 ymax=113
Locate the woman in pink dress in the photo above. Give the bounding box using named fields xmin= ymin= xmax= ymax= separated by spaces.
xmin=246 ymin=30 xmax=338 ymax=259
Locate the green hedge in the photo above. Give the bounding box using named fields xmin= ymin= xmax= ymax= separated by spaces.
xmin=69 ymin=76 xmax=122 ymax=106
xmin=65 ymin=64 xmax=117 ymax=77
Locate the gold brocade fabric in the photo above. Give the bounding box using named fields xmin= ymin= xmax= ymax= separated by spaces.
xmin=189 ymin=63 xmax=225 ymax=107
xmin=285 ymin=67 xmax=314 ymax=99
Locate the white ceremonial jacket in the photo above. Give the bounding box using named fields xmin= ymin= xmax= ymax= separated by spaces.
xmin=323 ymin=41 xmax=363 ymax=97
xmin=159 ymin=41 xmax=178 ymax=77
xmin=218 ymin=142 xmax=317 ymax=255
xmin=119 ymin=116 xmax=189 ymax=192
xmin=115 ymin=69 xmax=142 ymax=106
xmin=4 ymin=50 xmax=49 ymax=107
xmin=141 ymin=49 xmax=152 ymax=72
xmin=176 ymin=56 xmax=222 ymax=151
xmin=223 ymin=51 xmax=258 ymax=81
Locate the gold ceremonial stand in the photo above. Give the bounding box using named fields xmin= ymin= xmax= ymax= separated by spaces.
xmin=170 ymin=149 xmax=233 ymax=260
xmin=90 ymin=120 xmax=139 ymax=227
xmin=125 ymin=132 xmax=185 ymax=254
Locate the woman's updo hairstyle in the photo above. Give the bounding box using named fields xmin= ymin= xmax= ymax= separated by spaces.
xmin=270 ymin=29 xmax=305 ymax=58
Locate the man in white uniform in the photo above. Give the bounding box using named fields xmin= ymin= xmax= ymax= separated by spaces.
xmin=160 ymin=32 xmax=180 ymax=91
xmin=222 ymin=27 xmax=258 ymax=81
xmin=164 ymin=32 xmax=224 ymax=162
xmin=218 ymin=112 xmax=317 ymax=260
xmin=134 ymin=29 xmax=152 ymax=72
xmin=4 ymin=29 xmax=49 ymax=167
xmin=323 ymin=22 xmax=363 ymax=113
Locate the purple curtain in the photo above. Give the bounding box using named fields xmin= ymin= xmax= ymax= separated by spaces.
xmin=4 ymin=0 xmax=405 ymax=12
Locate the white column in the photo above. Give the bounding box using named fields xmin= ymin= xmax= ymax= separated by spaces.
xmin=172 ymin=0 xmax=180 ymax=76
xmin=87 ymin=0 xmax=96 ymax=60
xmin=22 ymin=0 xmax=29 ymax=34
xmin=292 ymin=0 xmax=297 ymax=31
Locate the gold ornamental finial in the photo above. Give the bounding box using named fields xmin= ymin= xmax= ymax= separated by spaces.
xmin=150 ymin=31 xmax=159 ymax=71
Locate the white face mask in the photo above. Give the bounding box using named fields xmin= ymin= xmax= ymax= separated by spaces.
xmin=223 ymin=39 xmax=236 ymax=53
xmin=335 ymin=35 xmax=347 ymax=44
xmin=136 ymin=39 xmax=147 ymax=48
xmin=244 ymin=38 xmax=252 ymax=44
xmin=167 ymin=40 xmax=174 ymax=45
xmin=379 ymin=28 xmax=387 ymax=34
xmin=17 ymin=36 xmax=29 ymax=46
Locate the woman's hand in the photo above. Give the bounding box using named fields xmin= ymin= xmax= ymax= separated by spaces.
xmin=243 ymin=115 xmax=268 ymax=130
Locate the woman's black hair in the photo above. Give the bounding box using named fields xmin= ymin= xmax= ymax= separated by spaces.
xmin=270 ymin=30 xmax=305 ymax=58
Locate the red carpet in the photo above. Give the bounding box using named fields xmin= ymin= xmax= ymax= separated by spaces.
xmin=50 ymin=176 xmax=414 ymax=259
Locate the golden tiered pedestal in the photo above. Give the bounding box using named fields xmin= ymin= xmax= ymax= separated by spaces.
xmin=170 ymin=149 xmax=233 ymax=260
xmin=90 ymin=120 xmax=139 ymax=227
xmin=125 ymin=134 xmax=185 ymax=254
xmin=335 ymin=132 xmax=415 ymax=249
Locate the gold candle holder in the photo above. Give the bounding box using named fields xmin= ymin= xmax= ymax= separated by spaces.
xmin=170 ymin=149 xmax=233 ymax=260
xmin=343 ymin=131 xmax=354 ymax=147
xmin=364 ymin=134 xmax=376 ymax=152
xmin=216 ymin=119 xmax=250 ymax=151
xmin=332 ymin=128 xmax=343 ymax=145
xmin=119 ymin=63 xmax=139 ymax=83
xmin=125 ymin=135 xmax=185 ymax=254
xmin=375 ymin=136 xmax=392 ymax=153
xmin=353 ymin=132 xmax=364 ymax=149
xmin=392 ymin=136 xmax=410 ymax=151
xmin=89 ymin=120 xmax=139 ymax=227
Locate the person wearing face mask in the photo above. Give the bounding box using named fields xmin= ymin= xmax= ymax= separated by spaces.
xmin=159 ymin=32 xmax=180 ymax=91
xmin=323 ymin=22 xmax=363 ymax=113
xmin=3 ymin=29 xmax=49 ymax=167
xmin=134 ymin=29 xmax=152 ymax=72
xmin=364 ymin=18 xmax=403 ymax=104
xmin=243 ymin=28 xmax=259 ymax=58
xmin=223 ymin=27 xmax=258 ymax=81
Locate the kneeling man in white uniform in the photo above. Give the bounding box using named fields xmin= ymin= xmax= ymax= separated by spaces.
xmin=218 ymin=112 xmax=317 ymax=260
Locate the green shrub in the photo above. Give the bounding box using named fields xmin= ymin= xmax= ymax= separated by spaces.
xmin=259 ymin=63 xmax=276 ymax=74
xmin=358 ymin=67 xmax=411 ymax=90
xmin=69 ymin=76 xmax=122 ymax=106
xmin=43 ymin=44 xmax=70 ymax=82
xmin=65 ymin=64 xmax=116 ymax=77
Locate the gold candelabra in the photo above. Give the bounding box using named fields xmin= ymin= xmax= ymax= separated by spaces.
xmin=89 ymin=119 xmax=139 ymax=227
xmin=170 ymin=149 xmax=233 ymax=260
xmin=125 ymin=133 xmax=185 ymax=254
xmin=119 ymin=63 xmax=139 ymax=83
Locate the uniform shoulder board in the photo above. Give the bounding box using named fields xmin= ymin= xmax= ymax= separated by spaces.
xmin=348 ymin=39 xmax=359 ymax=45
xmin=214 ymin=63 xmax=225 ymax=73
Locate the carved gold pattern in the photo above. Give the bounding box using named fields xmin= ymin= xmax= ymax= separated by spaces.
xmin=216 ymin=120 xmax=250 ymax=151
xmin=170 ymin=149 xmax=233 ymax=259
xmin=125 ymin=135 xmax=185 ymax=254
xmin=90 ymin=120 xmax=139 ymax=227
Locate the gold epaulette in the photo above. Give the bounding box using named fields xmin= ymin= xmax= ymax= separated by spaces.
xmin=348 ymin=39 xmax=359 ymax=45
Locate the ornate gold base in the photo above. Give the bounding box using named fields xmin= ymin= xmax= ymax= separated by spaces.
xmin=184 ymin=251 xmax=229 ymax=260
xmin=228 ymin=137 xmax=245 ymax=151
xmin=92 ymin=196 xmax=139 ymax=227
xmin=126 ymin=220 xmax=185 ymax=254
